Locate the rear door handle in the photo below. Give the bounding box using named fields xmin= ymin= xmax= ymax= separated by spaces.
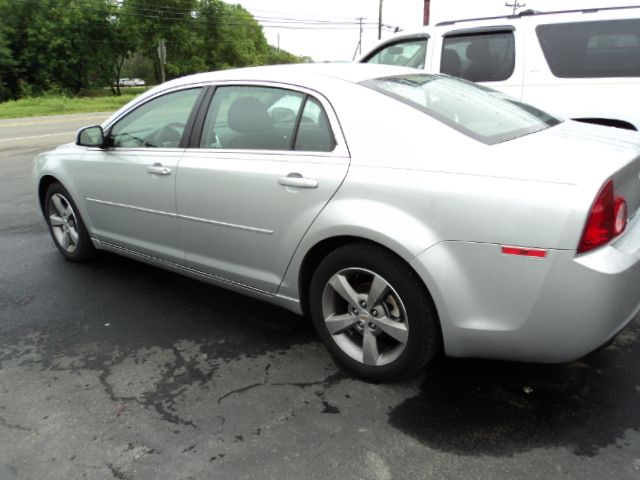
xmin=147 ymin=163 xmax=171 ymax=176
xmin=278 ymin=174 xmax=318 ymax=189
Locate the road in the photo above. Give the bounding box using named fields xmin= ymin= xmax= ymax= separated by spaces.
xmin=1 ymin=114 xmax=640 ymax=479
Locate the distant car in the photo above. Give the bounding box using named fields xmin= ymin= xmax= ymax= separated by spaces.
xmin=130 ymin=78 xmax=146 ymax=87
xmin=360 ymin=5 xmax=640 ymax=131
xmin=34 ymin=63 xmax=640 ymax=380
xmin=118 ymin=78 xmax=133 ymax=87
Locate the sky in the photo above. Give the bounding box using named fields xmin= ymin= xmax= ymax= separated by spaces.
xmin=236 ymin=0 xmax=640 ymax=61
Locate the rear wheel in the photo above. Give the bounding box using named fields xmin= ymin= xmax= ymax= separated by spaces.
xmin=44 ymin=182 xmax=96 ymax=262
xmin=309 ymin=243 xmax=441 ymax=381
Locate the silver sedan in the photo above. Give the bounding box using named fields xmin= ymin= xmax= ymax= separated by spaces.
xmin=34 ymin=63 xmax=640 ymax=380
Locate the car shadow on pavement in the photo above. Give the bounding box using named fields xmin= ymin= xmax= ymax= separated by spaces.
xmin=389 ymin=322 xmax=640 ymax=457
xmin=4 ymin=245 xmax=639 ymax=461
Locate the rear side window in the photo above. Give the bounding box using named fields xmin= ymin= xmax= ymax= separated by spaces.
xmin=294 ymin=98 xmax=335 ymax=152
xmin=441 ymin=32 xmax=515 ymax=82
xmin=200 ymin=85 xmax=304 ymax=150
xmin=199 ymin=85 xmax=335 ymax=152
xmin=364 ymin=39 xmax=428 ymax=69
xmin=536 ymin=19 xmax=640 ymax=78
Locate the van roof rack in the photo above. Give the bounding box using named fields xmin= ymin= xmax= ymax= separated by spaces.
xmin=435 ymin=4 xmax=640 ymax=26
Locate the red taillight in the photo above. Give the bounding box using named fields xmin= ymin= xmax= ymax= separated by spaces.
xmin=577 ymin=179 xmax=627 ymax=254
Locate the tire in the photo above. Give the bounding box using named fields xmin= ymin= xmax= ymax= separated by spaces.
xmin=309 ymin=242 xmax=441 ymax=381
xmin=44 ymin=182 xmax=96 ymax=262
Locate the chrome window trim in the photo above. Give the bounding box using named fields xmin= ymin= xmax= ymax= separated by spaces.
xmin=102 ymin=80 xmax=349 ymax=158
xmin=103 ymin=83 xmax=211 ymax=132
xmin=197 ymin=80 xmax=350 ymax=158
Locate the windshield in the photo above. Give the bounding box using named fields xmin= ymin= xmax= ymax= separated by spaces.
xmin=361 ymin=74 xmax=561 ymax=145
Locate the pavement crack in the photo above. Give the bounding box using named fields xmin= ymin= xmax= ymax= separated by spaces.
xmin=272 ymin=371 xmax=348 ymax=390
xmin=0 ymin=415 xmax=32 ymax=432
xmin=106 ymin=463 xmax=131 ymax=480
xmin=218 ymin=362 xmax=273 ymax=404
xmin=218 ymin=382 xmax=264 ymax=404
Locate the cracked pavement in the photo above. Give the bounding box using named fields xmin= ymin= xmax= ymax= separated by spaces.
xmin=2 ymin=116 xmax=640 ymax=479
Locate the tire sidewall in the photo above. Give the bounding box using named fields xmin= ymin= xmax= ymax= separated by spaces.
xmin=309 ymin=243 xmax=440 ymax=381
xmin=44 ymin=182 xmax=95 ymax=261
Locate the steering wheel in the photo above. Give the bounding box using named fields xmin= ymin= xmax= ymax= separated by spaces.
xmin=144 ymin=122 xmax=186 ymax=148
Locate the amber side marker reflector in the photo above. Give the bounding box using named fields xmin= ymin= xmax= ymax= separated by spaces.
xmin=501 ymin=246 xmax=548 ymax=258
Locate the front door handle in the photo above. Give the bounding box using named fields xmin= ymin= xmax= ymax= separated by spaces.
xmin=147 ymin=163 xmax=171 ymax=176
xmin=278 ymin=173 xmax=318 ymax=189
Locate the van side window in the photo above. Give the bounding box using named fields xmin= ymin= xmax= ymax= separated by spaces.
xmin=536 ymin=19 xmax=640 ymax=78
xmin=441 ymin=32 xmax=515 ymax=82
xmin=364 ymin=39 xmax=428 ymax=69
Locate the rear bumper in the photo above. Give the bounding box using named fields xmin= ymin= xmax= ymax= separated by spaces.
xmin=410 ymin=214 xmax=640 ymax=363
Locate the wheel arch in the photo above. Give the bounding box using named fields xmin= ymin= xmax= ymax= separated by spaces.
xmin=38 ymin=175 xmax=62 ymax=214
xmin=297 ymin=235 xmax=441 ymax=324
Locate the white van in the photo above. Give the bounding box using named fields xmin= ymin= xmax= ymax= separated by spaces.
xmin=360 ymin=5 xmax=640 ymax=130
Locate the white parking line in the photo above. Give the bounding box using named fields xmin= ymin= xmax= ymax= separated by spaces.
xmin=0 ymin=131 xmax=76 ymax=142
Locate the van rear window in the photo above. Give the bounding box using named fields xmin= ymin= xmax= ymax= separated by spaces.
xmin=536 ymin=19 xmax=640 ymax=78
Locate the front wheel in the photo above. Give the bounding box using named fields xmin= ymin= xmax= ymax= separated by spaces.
xmin=309 ymin=243 xmax=441 ymax=381
xmin=44 ymin=182 xmax=96 ymax=262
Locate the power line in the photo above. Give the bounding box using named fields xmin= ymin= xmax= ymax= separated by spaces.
xmin=7 ymin=0 xmax=378 ymax=28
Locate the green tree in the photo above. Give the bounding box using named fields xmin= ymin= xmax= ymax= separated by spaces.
xmin=0 ymin=21 xmax=17 ymax=101
xmin=0 ymin=0 xmax=307 ymax=101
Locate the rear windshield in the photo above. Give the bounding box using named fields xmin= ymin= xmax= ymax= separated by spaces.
xmin=536 ymin=19 xmax=640 ymax=78
xmin=361 ymin=74 xmax=561 ymax=145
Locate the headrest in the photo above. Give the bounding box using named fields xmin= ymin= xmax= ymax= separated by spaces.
xmin=466 ymin=41 xmax=490 ymax=62
xmin=228 ymin=97 xmax=272 ymax=133
xmin=442 ymin=49 xmax=462 ymax=70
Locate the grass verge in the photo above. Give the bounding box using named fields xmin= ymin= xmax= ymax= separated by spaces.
xmin=0 ymin=88 xmax=148 ymax=119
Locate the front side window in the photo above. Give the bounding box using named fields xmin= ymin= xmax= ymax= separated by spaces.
xmin=536 ymin=19 xmax=640 ymax=78
xmin=441 ymin=32 xmax=515 ymax=82
xmin=361 ymin=74 xmax=560 ymax=145
xmin=109 ymin=88 xmax=202 ymax=148
xmin=364 ymin=39 xmax=428 ymax=69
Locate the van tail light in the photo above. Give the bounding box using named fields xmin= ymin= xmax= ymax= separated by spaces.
xmin=577 ymin=179 xmax=627 ymax=254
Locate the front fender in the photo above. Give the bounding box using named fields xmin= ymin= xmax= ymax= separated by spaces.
xmin=33 ymin=145 xmax=96 ymax=234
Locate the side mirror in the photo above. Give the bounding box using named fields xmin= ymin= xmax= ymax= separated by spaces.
xmin=76 ymin=125 xmax=105 ymax=147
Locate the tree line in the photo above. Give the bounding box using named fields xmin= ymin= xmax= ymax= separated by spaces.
xmin=0 ymin=0 xmax=309 ymax=102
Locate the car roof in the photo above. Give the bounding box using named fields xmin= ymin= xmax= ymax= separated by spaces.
xmin=157 ymin=63 xmax=422 ymax=91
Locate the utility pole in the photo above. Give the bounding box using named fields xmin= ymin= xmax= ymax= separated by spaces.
xmin=423 ymin=0 xmax=431 ymax=25
xmin=505 ymin=1 xmax=526 ymax=15
xmin=157 ymin=39 xmax=166 ymax=84
xmin=378 ymin=0 xmax=383 ymax=40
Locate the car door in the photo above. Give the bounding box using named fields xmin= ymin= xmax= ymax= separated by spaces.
xmin=176 ymin=84 xmax=350 ymax=293
xmin=78 ymin=87 xmax=204 ymax=264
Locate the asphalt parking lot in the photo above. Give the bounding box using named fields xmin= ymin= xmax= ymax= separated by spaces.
xmin=2 ymin=114 xmax=640 ymax=479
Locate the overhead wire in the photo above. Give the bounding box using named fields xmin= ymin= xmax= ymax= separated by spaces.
xmin=5 ymin=0 xmax=380 ymax=30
